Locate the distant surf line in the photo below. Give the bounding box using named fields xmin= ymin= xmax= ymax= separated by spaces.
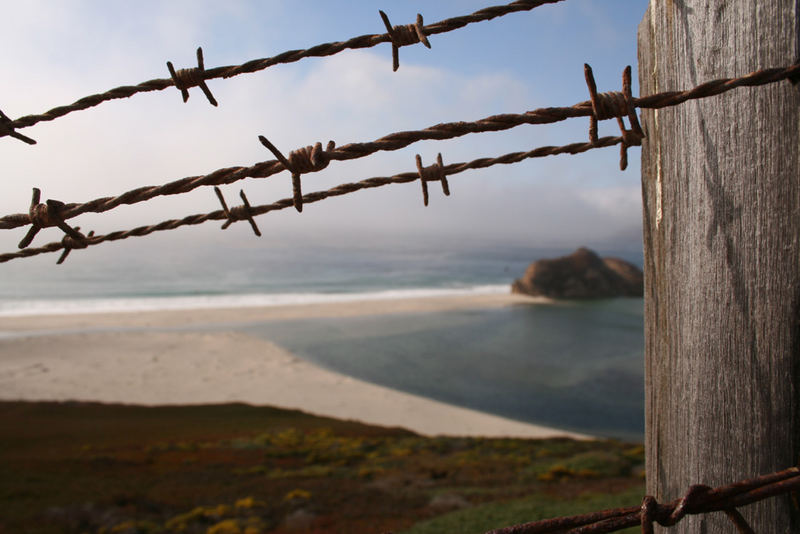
xmin=0 ymin=285 xmax=510 ymax=317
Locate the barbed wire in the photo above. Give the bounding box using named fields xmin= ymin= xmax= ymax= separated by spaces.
xmin=2 ymin=61 xmax=797 ymax=245
xmin=0 ymin=136 xmax=623 ymax=264
xmin=0 ymin=0 xmax=563 ymax=144
xmin=487 ymin=466 xmax=800 ymax=534
xmin=0 ymin=103 xmax=590 ymax=232
xmin=2 ymin=5 xmax=798 ymax=530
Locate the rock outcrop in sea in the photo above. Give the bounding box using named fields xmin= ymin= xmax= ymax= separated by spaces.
xmin=511 ymin=247 xmax=643 ymax=299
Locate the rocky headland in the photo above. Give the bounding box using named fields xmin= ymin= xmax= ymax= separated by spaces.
xmin=512 ymin=247 xmax=643 ymax=299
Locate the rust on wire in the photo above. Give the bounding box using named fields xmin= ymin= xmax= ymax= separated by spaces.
xmin=214 ymin=186 xmax=261 ymax=236
xmin=583 ymin=64 xmax=644 ymax=170
xmin=0 ymin=135 xmax=624 ymax=264
xmin=415 ymin=153 xmax=449 ymax=206
xmin=18 ymin=188 xmax=86 ymax=249
xmin=57 ymin=228 xmax=94 ymax=265
xmin=0 ymin=62 xmax=796 ymax=233
xmin=379 ymin=10 xmax=431 ymax=71
xmin=166 ymin=47 xmax=218 ymax=106
xmin=0 ymin=99 xmax=584 ymax=230
xmin=2 ymin=0 xmax=564 ymax=140
xmin=258 ymin=135 xmax=335 ymax=213
xmin=3 ymin=61 xmax=795 ymax=234
xmin=487 ymin=466 xmax=800 ymax=534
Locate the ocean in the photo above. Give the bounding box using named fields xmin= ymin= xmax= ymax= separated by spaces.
xmin=0 ymin=240 xmax=644 ymax=440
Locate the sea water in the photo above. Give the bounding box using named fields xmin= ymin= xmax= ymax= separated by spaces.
xmin=0 ymin=240 xmax=644 ymax=440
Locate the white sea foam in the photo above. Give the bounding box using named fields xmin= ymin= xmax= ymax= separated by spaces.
xmin=0 ymin=285 xmax=509 ymax=317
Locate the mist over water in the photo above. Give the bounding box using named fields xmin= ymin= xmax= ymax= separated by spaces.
xmin=0 ymin=239 xmax=642 ymax=311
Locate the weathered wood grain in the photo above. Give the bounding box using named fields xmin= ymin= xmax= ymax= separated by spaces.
xmin=638 ymin=1 xmax=799 ymax=532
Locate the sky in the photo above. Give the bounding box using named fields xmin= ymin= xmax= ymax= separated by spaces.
xmin=0 ymin=0 xmax=650 ymax=268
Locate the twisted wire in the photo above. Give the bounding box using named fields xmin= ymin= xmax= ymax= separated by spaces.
xmin=3 ymin=61 xmax=796 ymax=235
xmin=487 ymin=467 xmax=800 ymax=534
xmin=0 ymin=104 xmax=592 ymax=231
xmin=0 ymin=136 xmax=622 ymax=263
xmin=2 ymin=0 xmax=563 ymax=134
xmin=634 ymin=63 xmax=800 ymax=109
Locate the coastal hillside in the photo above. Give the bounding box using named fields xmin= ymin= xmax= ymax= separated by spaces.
xmin=0 ymin=401 xmax=644 ymax=534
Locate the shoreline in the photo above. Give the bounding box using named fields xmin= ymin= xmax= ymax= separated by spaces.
xmin=0 ymin=293 xmax=589 ymax=440
xmin=0 ymin=292 xmax=548 ymax=332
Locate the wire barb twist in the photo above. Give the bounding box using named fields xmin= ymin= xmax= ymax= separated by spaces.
xmin=637 ymin=484 xmax=756 ymax=534
xmin=57 ymin=227 xmax=94 ymax=265
xmin=214 ymin=186 xmax=261 ymax=236
xmin=167 ymin=47 xmax=218 ymax=106
xmin=18 ymin=188 xmax=86 ymax=249
xmin=584 ymin=64 xmax=644 ymax=170
xmin=2 ymin=0 xmax=564 ymax=143
xmin=416 ymin=153 xmax=449 ymax=206
xmin=379 ymin=10 xmax=431 ymax=71
xmin=0 ymin=108 xmax=36 ymax=145
xmin=1 ymin=62 xmax=797 ymax=238
xmin=487 ymin=467 xmax=800 ymax=534
xmin=0 ymin=135 xmax=625 ymax=264
xmin=258 ymin=135 xmax=335 ymax=213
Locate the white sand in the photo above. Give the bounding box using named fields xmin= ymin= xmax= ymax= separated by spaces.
xmin=0 ymin=293 xmax=589 ymax=439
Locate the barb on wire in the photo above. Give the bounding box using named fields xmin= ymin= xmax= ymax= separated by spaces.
xmin=379 ymin=10 xmax=431 ymax=71
xmin=166 ymin=47 xmax=218 ymax=106
xmin=0 ymin=98 xmax=589 ymax=233
xmin=3 ymin=60 xmax=796 ymax=237
xmin=0 ymin=135 xmax=623 ymax=264
xmin=0 ymin=108 xmax=36 ymax=145
xmin=416 ymin=153 xmax=450 ymax=206
xmin=487 ymin=466 xmax=800 ymax=534
xmin=214 ymin=186 xmax=261 ymax=236
xmin=583 ymin=64 xmax=644 ymax=170
xmin=18 ymin=188 xmax=86 ymax=249
xmin=57 ymin=228 xmax=94 ymax=265
xmin=258 ymin=136 xmax=335 ymax=213
xmin=0 ymin=0 xmax=564 ymax=141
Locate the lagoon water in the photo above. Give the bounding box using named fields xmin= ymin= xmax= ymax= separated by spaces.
xmin=0 ymin=240 xmax=644 ymax=440
xmin=243 ymin=298 xmax=644 ymax=441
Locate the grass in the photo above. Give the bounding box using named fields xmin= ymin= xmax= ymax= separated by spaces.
xmin=0 ymin=401 xmax=644 ymax=534
xmin=401 ymin=485 xmax=643 ymax=534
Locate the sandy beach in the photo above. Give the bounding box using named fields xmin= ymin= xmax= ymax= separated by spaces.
xmin=0 ymin=293 xmax=589 ymax=440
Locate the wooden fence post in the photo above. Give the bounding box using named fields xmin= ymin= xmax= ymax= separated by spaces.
xmin=637 ymin=2 xmax=799 ymax=532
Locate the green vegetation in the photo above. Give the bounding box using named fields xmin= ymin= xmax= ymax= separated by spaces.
xmin=0 ymin=401 xmax=644 ymax=533
xmin=402 ymin=485 xmax=644 ymax=534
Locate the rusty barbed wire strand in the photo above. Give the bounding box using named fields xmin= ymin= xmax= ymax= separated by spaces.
xmin=0 ymin=136 xmax=623 ymax=263
xmin=0 ymin=0 xmax=563 ymax=140
xmin=2 ymin=61 xmax=797 ymax=238
xmin=487 ymin=466 xmax=800 ymax=534
xmin=635 ymin=63 xmax=800 ymax=109
xmin=0 ymin=104 xmax=591 ymax=234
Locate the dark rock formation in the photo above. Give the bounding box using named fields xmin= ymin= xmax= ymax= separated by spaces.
xmin=511 ymin=247 xmax=643 ymax=299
